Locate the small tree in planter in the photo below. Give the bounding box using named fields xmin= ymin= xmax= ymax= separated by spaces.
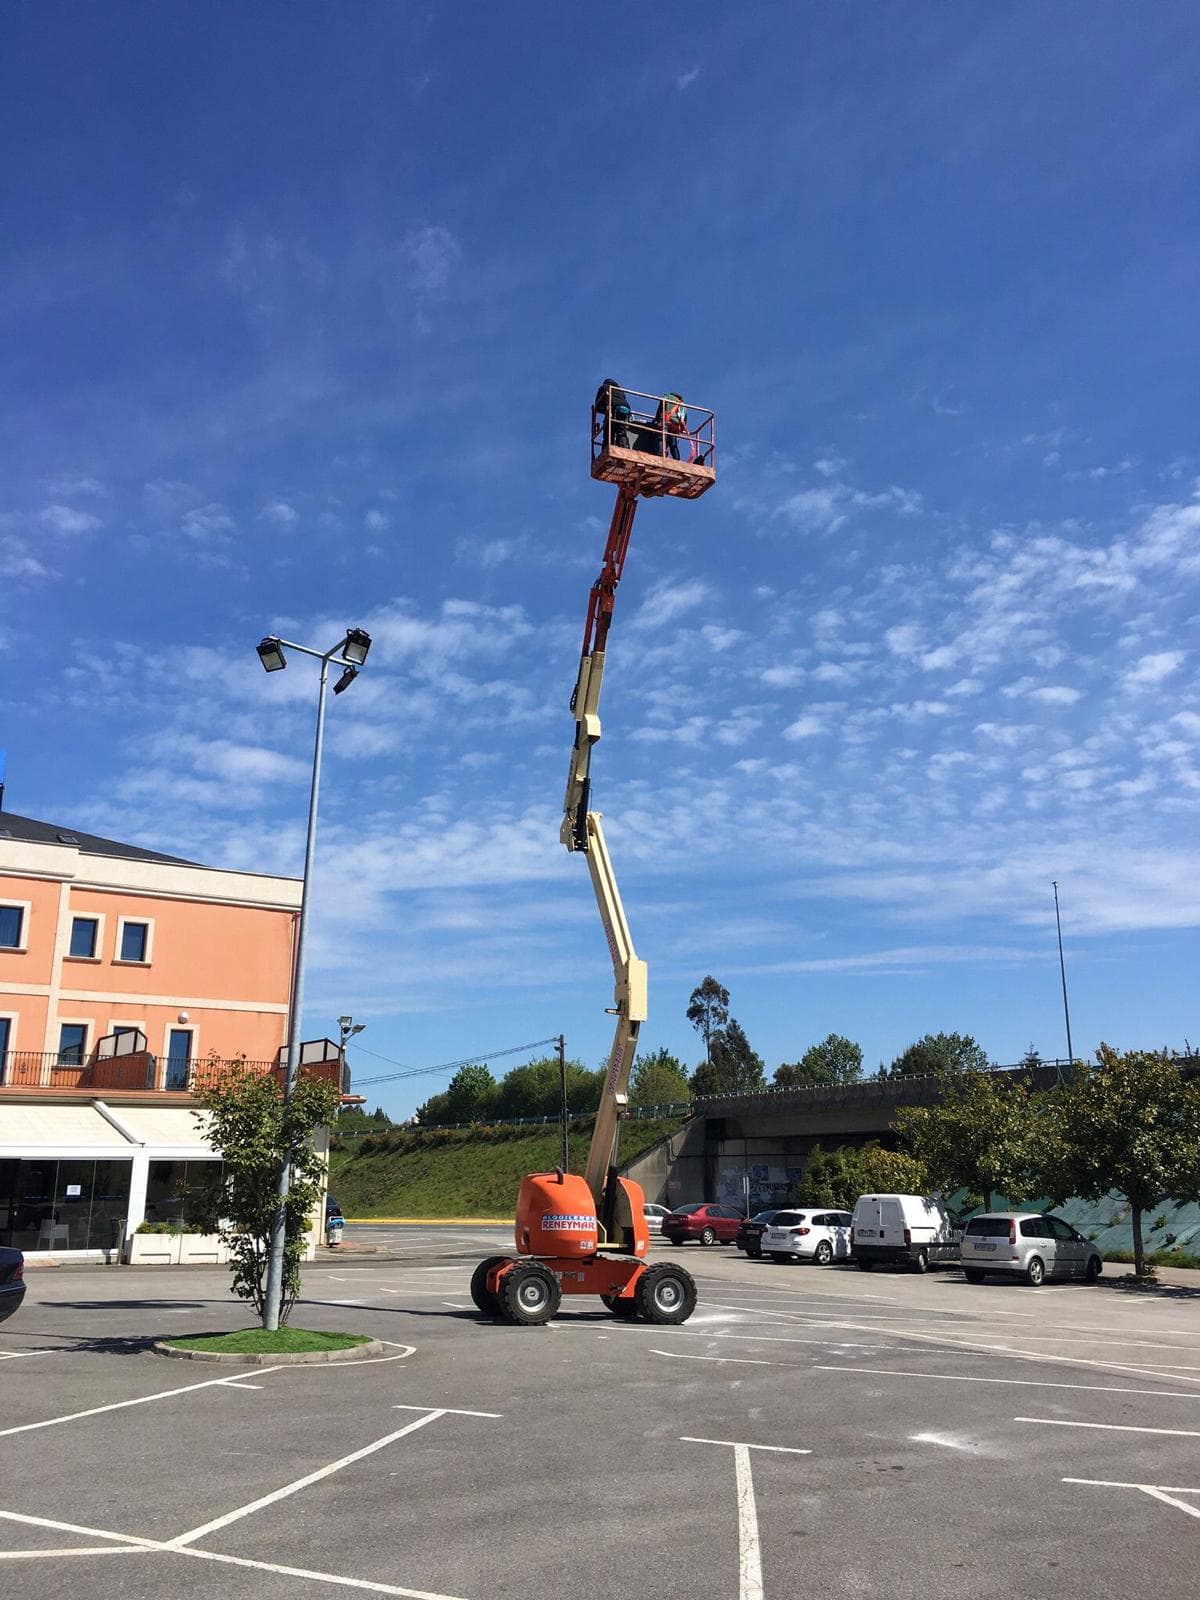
xmin=193 ymin=1065 xmax=340 ymax=1323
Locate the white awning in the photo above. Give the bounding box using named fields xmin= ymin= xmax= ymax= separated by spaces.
xmin=0 ymin=1103 xmax=132 ymax=1153
xmin=98 ymin=1104 xmax=217 ymax=1153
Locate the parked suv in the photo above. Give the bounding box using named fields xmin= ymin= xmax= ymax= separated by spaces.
xmin=662 ymin=1203 xmax=743 ymax=1246
xmin=961 ymin=1212 xmax=1103 ymax=1286
xmin=736 ymin=1209 xmax=783 ymax=1258
xmin=762 ymin=1209 xmax=853 ymax=1265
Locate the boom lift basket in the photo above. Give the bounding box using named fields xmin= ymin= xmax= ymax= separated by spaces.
xmin=591 ymin=386 xmax=716 ymax=500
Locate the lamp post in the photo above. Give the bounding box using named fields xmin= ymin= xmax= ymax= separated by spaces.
xmin=1052 ymin=880 xmax=1074 ymax=1075
xmin=256 ymin=627 xmax=372 ymax=1332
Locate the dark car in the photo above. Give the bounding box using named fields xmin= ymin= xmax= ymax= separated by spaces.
xmin=325 ymin=1196 xmax=344 ymax=1222
xmin=0 ymin=1248 xmax=26 ymax=1324
xmin=662 ymin=1203 xmax=744 ymax=1246
xmin=736 ymin=1209 xmax=784 ymax=1258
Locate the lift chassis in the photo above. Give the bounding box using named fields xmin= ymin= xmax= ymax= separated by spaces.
xmin=473 ymin=394 xmax=716 ymax=1326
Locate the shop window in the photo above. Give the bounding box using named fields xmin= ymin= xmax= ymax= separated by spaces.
xmin=0 ymin=1158 xmax=131 ymax=1251
xmin=145 ymin=1159 xmax=224 ymax=1230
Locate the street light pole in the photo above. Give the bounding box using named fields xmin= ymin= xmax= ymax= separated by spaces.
xmin=1052 ymin=880 xmax=1075 ymax=1074
xmin=256 ymin=628 xmax=372 ymax=1333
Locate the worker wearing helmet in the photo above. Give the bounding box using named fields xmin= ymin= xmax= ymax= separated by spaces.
xmin=653 ymin=392 xmax=688 ymax=460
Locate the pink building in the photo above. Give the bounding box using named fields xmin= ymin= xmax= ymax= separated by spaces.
xmin=0 ymin=810 xmax=338 ymax=1259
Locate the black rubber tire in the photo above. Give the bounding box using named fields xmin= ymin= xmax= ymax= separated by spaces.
xmin=912 ymin=1249 xmax=930 ymax=1275
xmin=1026 ymin=1255 xmax=1046 ymax=1287
xmin=857 ymin=1259 xmax=874 ymax=1271
xmin=814 ymin=1240 xmax=833 ymax=1266
xmin=700 ymin=1227 xmax=717 ymax=1246
xmin=746 ymin=1243 xmax=762 ymax=1259
xmin=962 ymin=1267 xmax=985 ymax=1284
xmin=498 ymin=1261 xmax=561 ymax=1325
xmin=601 ymin=1292 xmax=640 ymax=1320
xmin=635 ymin=1263 xmax=698 ymax=1325
xmin=470 ymin=1255 xmax=509 ymax=1316
xmin=1085 ymin=1255 xmax=1102 ymax=1283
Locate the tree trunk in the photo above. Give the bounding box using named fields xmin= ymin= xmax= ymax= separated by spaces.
xmin=1131 ymin=1204 xmax=1146 ymax=1277
xmin=982 ymin=1189 xmax=993 ymax=1212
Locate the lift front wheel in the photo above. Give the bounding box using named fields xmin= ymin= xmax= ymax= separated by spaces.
xmin=499 ymin=1261 xmax=562 ymax=1325
xmin=634 ymin=1263 xmax=698 ymax=1325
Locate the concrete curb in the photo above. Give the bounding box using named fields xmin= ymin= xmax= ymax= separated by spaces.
xmin=154 ymin=1337 xmax=384 ymax=1365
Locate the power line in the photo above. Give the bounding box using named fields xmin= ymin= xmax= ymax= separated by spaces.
xmin=349 ymin=1035 xmax=562 ymax=1089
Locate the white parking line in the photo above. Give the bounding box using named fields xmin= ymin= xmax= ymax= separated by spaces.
xmin=1017 ymin=1417 xmax=1200 ymax=1437
xmin=815 ymin=1365 xmax=1200 ymax=1399
xmin=681 ymin=1436 xmax=810 ymax=1600
xmin=651 ymin=1350 xmax=771 ymax=1365
xmin=1064 ymin=1478 xmax=1200 ymax=1523
xmin=0 ymin=1349 xmax=56 ymax=1361
xmin=0 ymin=1369 xmax=284 ymax=1438
xmin=681 ymin=1438 xmax=811 ymax=1454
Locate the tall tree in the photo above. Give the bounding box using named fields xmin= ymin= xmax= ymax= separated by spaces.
xmin=690 ymin=1017 xmax=765 ymax=1096
xmin=896 ymin=1069 xmax=1043 ymax=1211
xmin=194 ymin=1065 xmax=340 ymax=1326
xmin=775 ymin=1034 xmax=864 ymax=1089
xmin=1044 ymin=1044 xmax=1200 ymax=1277
xmin=888 ymin=1031 xmax=990 ymax=1078
xmin=494 ymin=1055 xmax=601 ymax=1119
xmin=629 ymin=1048 xmax=691 ymax=1107
xmin=686 ymin=976 xmax=730 ymax=1069
xmin=442 ymin=1062 xmax=498 ymax=1124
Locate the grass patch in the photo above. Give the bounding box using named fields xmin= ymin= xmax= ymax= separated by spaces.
xmin=164 ymin=1327 xmax=371 ymax=1355
xmin=328 ymin=1115 xmax=685 ymax=1218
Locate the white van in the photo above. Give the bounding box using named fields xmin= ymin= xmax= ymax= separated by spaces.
xmin=850 ymin=1194 xmax=960 ymax=1273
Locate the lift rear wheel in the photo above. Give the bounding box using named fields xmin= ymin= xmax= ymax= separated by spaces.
xmin=635 ymin=1263 xmax=697 ymax=1325
xmin=499 ymin=1261 xmax=561 ymax=1325
xmin=470 ymin=1255 xmax=510 ymax=1317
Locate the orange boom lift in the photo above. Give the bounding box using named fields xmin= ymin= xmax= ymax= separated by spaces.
xmin=471 ymin=386 xmax=716 ymax=1325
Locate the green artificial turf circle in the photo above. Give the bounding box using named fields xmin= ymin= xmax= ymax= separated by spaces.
xmin=164 ymin=1326 xmax=371 ymax=1354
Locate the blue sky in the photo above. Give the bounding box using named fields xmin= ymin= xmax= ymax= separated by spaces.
xmin=3 ymin=5 xmax=1198 ymax=1115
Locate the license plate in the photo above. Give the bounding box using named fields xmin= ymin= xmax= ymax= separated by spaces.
xmin=973 ymin=1242 xmax=997 ymax=1252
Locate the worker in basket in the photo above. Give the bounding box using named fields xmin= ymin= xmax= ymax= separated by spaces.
xmin=594 ymin=378 xmax=633 ymax=449
xmin=653 ymin=392 xmax=689 ymax=460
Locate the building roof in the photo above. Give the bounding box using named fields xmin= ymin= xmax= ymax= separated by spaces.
xmin=0 ymin=810 xmax=199 ymax=867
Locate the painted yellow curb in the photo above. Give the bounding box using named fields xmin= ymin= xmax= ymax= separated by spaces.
xmin=344 ymin=1216 xmax=511 ymax=1225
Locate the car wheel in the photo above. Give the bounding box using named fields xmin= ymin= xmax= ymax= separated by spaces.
xmin=700 ymin=1226 xmax=717 ymax=1246
xmin=635 ymin=1263 xmax=698 ymax=1325
xmin=962 ymin=1267 xmax=985 ymax=1284
xmin=499 ymin=1261 xmax=561 ymax=1325
xmin=1026 ymin=1255 xmax=1046 ymax=1287
xmin=1085 ymin=1255 xmax=1102 ymax=1283
xmin=745 ymin=1242 xmax=761 ymax=1259
xmin=912 ymin=1249 xmax=930 ymax=1274
xmin=469 ymin=1255 xmax=509 ymax=1316
xmin=601 ymin=1292 xmax=640 ymax=1320
xmin=814 ymin=1240 xmax=833 ymax=1266
xmin=856 ymin=1259 xmax=874 ymax=1271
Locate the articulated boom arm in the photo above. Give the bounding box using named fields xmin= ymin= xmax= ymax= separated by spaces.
xmin=560 ymin=483 xmax=639 ymax=854
xmin=581 ymin=811 xmax=648 ymax=1209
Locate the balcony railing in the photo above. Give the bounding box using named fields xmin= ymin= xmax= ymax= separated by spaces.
xmin=0 ymin=1050 xmax=349 ymax=1096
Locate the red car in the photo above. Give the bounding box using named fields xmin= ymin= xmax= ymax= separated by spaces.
xmin=662 ymin=1203 xmax=744 ymax=1246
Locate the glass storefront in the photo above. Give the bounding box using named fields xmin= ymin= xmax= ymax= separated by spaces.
xmin=0 ymin=1158 xmax=132 ymax=1251
xmin=144 ymin=1159 xmax=223 ymax=1228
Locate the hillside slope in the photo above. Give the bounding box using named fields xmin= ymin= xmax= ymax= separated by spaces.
xmin=328 ymin=1117 xmax=684 ymax=1218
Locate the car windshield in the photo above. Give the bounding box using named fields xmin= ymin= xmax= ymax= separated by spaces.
xmin=674 ymin=1204 xmax=705 ymax=1215
xmin=751 ymin=1210 xmax=777 ymax=1223
xmin=966 ymin=1216 xmax=1012 ymax=1236
xmin=771 ymin=1212 xmax=806 ymax=1227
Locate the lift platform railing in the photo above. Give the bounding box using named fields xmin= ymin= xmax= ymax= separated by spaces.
xmin=591 ymin=386 xmax=716 ymax=475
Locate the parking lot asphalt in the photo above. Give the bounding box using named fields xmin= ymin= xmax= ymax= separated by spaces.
xmin=4 ymin=1225 xmax=1200 ymax=1600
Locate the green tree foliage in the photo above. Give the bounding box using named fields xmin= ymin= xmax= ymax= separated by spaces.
xmin=794 ymin=1142 xmax=928 ymax=1210
xmin=690 ymin=1018 xmax=766 ymax=1096
xmin=1043 ymin=1044 xmax=1200 ymax=1277
xmin=887 ymin=1031 xmax=990 ymax=1078
xmin=193 ymin=1066 xmax=340 ymax=1326
xmin=629 ymin=1048 xmax=691 ymax=1107
xmin=494 ymin=1055 xmax=602 ymax=1119
xmin=774 ymin=1034 xmax=864 ymax=1089
xmin=896 ymin=1069 xmax=1044 ymax=1211
xmin=442 ymin=1062 xmax=498 ymax=1124
xmin=686 ymin=975 xmax=730 ymax=1067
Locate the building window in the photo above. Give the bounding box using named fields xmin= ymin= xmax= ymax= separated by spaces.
xmin=58 ymin=1023 xmax=88 ymax=1064
xmin=0 ymin=1157 xmax=132 ymax=1252
xmin=145 ymin=1159 xmax=223 ymax=1229
xmin=0 ymin=905 xmax=24 ymax=949
xmin=119 ymin=921 xmax=149 ymax=962
xmin=0 ymin=1016 xmax=10 ymax=1076
xmin=69 ymin=916 xmax=99 ymax=958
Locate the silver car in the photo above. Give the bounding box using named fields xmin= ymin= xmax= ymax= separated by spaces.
xmin=960 ymin=1212 xmax=1103 ymax=1286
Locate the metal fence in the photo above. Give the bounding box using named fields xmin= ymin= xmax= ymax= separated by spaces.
xmin=0 ymin=1051 xmax=347 ymax=1095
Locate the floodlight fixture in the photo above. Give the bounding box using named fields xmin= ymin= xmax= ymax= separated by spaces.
xmin=332 ymin=665 xmax=359 ymax=695
xmin=343 ymin=628 xmax=372 ymax=666
xmin=256 ymin=636 xmax=287 ymax=673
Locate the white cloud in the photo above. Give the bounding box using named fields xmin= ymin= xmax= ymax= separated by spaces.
xmin=630 ymin=577 xmax=711 ymax=630
xmin=1121 ymin=651 xmax=1185 ymax=691
xmin=1028 ymin=685 xmax=1082 ymax=706
xmin=760 ymin=664 xmax=805 ymax=689
xmin=182 ymin=504 xmax=235 ymax=540
xmin=0 ymin=535 xmax=53 ymax=581
xmin=46 ymin=475 xmax=107 ymax=498
xmin=259 ymin=499 xmax=298 ymax=527
xmin=783 ymin=714 xmax=826 ymax=739
xmin=401 ymin=223 xmax=461 ymax=293
xmin=364 ymin=509 xmax=390 ymax=532
xmin=40 ymin=504 xmax=101 ymax=535
xmin=813 ymin=455 xmax=846 ymax=478
xmin=675 ymin=64 xmax=702 ymax=91
xmin=701 ymin=624 xmax=743 ymax=651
